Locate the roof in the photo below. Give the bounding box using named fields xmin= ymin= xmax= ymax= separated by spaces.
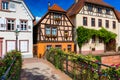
xmin=35 ymin=4 xmax=74 ymax=27
xmin=67 ymin=0 xmax=113 ymax=16
xmin=115 ymin=10 xmax=120 ymax=21
xmin=49 ymin=4 xmax=66 ymax=12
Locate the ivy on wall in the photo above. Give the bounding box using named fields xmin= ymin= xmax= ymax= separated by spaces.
xmin=76 ymin=26 xmax=117 ymax=49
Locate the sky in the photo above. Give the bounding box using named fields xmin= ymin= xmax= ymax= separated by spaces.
xmin=24 ymin=0 xmax=120 ymax=18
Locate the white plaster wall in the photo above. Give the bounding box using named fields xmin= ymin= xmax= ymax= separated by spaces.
xmin=0 ymin=1 xmax=33 ymax=58
xmin=75 ymin=6 xmax=119 ymax=53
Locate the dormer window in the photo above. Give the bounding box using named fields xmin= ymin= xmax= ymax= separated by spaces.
xmin=2 ymin=1 xmax=9 ymax=10
xmin=106 ymin=9 xmax=110 ymax=15
xmin=88 ymin=5 xmax=93 ymax=11
xmin=97 ymin=7 xmax=102 ymax=13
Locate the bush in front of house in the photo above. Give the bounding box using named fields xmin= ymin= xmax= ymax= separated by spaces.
xmin=0 ymin=50 xmax=22 ymax=80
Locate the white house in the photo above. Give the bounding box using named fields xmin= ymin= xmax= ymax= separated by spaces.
xmin=67 ymin=0 xmax=120 ymax=54
xmin=0 ymin=0 xmax=34 ymax=58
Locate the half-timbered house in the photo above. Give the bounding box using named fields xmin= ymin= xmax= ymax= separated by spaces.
xmin=67 ymin=0 xmax=120 ymax=54
xmin=33 ymin=4 xmax=75 ymax=57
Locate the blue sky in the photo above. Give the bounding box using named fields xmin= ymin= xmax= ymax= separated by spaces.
xmin=24 ymin=0 xmax=120 ymax=17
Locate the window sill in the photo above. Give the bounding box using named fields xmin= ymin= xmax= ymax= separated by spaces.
xmin=0 ymin=10 xmax=11 ymax=12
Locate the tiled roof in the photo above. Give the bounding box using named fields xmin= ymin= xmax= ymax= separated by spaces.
xmin=115 ymin=10 xmax=120 ymax=21
xmin=85 ymin=0 xmax=113 ymax=8
xmin=67 ymin=0 xmax=113 ymax=16
xmin=49 ymin=4 xmax=66 ymax=12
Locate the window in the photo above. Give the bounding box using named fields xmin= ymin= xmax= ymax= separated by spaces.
xmin=7 ymin=19 xmax=15 ymax=31
xmin=67 ymin=45 xmax=71 ymax=51
xmin=98 ymin=19 xmax=102 ymax=27
xmin=83 ymin=17 xmax=87 ymax=26
xmin=91 ymin=18 xmax=95 ymax=27
xmin=88 ymin=5 xmax=93 ymax=11
xmin=92 ymin=36 xmax=96 ymax=43
xmin=6 ymin=40 xmax=16 ymax=52
xmin=20 ymin=21 xmax=27 ymax=31
xmin=113 ymin=21 xmax=116 ymax=29
xmin=99 ymin=37 xmax=102 ymax=43
xmin=46 ymin=45 xmax=52 ymax=50
xmin=19 ymin=40 xmax=29 ymax=52
xmin=105 ymin=20 xmax=109 ymax=28
xmin=97 ymin=7 xmax=102 ymax=13
xmin=52 ymin=27 xmax=57 ymax=35
xmin=55 ymin=45 xmax=62 ymax=49
xmin=45 ymin=27 xmax=51 ymax=35
xmin=54 ymin=13 xmax=61 ymax=19
xmin=2 ymin=1 xmax=9 ymax=10
xmin=106 ymin=9 xmax=110 ymax=15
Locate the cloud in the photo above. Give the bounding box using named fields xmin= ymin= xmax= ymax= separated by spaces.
xmin=36 ymin=16 xmax=41 ymax=22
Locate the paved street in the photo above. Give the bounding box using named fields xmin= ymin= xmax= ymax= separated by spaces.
xmin=20 ymin=58 xmax=72 ymax=80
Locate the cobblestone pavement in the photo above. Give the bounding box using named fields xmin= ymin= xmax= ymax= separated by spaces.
xmin=20 ymin=58 xmax=72 ymax=80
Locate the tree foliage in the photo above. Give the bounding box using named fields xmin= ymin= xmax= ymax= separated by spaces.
xmin=76 ymin=26 xmax=117 ymax=48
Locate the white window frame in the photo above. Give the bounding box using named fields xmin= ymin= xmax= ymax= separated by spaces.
xmin=45 ymin=27 xmax=51 ymax=35
xmin=20 ymin=20 xmax=28 ymax=31
xmin=19 ymin=40 xmax=29 ymax=53
xmin=52 ymin=27 xmax=57 ymax=35
xmin=7 ymin=19 xmax=15 ymax=31
xmin=6 ymin=40 xmax=16 ymax=52
xmin=2 ymin=1 xmax=9 ymax=10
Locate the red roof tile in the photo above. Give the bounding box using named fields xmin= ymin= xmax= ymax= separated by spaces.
xmin=49 ymin=4 xmax=66 ymax=12
xmin=67 ymin=0 xmax=120 ymax=21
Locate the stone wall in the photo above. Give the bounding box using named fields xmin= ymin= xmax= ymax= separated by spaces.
xmin=101 ymin=53 xmax=120 ymax=66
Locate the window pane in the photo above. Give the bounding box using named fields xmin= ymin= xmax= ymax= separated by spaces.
xmin=113 ymin=21 xmax=116 ymax=29
xmin=88 ymin=5 xmax=93 ymax=11
xmin=20 ymin=21 xmax=27 ymax=31
xmin=106 ymin=20 xmax=109 ymax=28
xmin=91 ymin=18 xmax=95 ymax=27
xmin=7 ymin=23 xmax=11 ymax=30
xmin=52 ymin=28 xmax=57 ymax=35
xmin=83 ymin=17 xmax=87 ymax=26
xmin=68 ymin=45 xmax=71 ymax=51
xmin=46 ymin=45 xmax=52 ymax=50
xmin=55 ymin=45 xmax=62 ymax=49
xmin=46 ymin=27 xmax=50 ymax=35
xmin=98 ymin=19 xmax=102 ymax=27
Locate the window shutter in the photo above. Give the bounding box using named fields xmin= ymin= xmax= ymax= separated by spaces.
xmin=9 ymin=3 xmax=16 ymax=11
xmin=16 ymin=20 xmax=20 ymax=31
xmin=0 ymin=18 xmax=6 ymax=30
xmin=28 ymin=21 xmax=32 ymax=31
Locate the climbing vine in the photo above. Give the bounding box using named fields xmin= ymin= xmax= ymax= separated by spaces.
xmin=76 ymin=26 xmax=117 ymax=49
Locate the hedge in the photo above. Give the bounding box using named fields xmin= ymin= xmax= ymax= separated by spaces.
xmin=0 ymin=50 xmax=22 ymax=80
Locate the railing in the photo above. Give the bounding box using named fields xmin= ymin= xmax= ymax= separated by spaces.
xmin=45 ymin=50 xmax=120 ymax=80
xmin=0 ymin=57 xmax=16 ymax=80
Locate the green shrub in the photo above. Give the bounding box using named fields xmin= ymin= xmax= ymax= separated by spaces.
xmin=0 ymin=50 xmax=22 ymax=80
xmin=46 ymin=48 xmax=120 ymax=80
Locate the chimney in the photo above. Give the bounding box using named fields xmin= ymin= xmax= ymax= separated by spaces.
xmin=48 ymin=1 xmax=50 ymax=9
